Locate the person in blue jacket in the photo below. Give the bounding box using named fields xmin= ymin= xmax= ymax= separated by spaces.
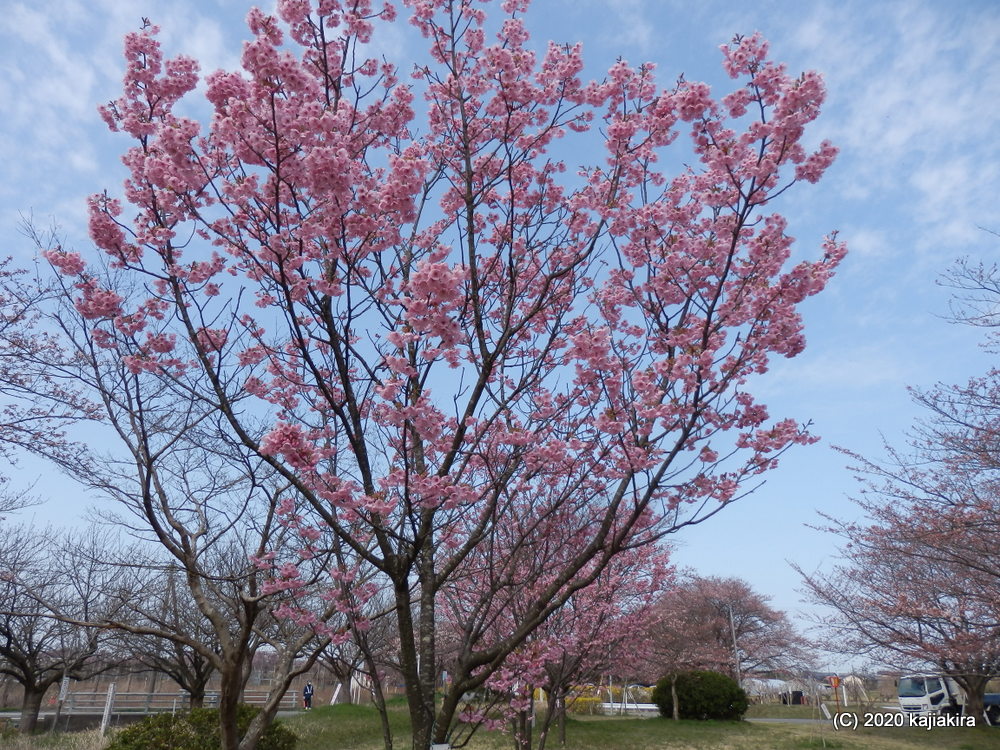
xmin=303 ymin=681 xmax=314 ymax=709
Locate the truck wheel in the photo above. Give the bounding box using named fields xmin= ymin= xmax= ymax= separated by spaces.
xmin=986 ymin=705 xmax=1000 ymax=726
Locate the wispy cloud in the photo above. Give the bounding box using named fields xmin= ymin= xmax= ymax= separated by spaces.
xmin=603 ymin=0 xmax=655 ymax=55
xmin=781 ymin=1 xmax=1000 ymax=259
xmin=0 ymin=0 xmax=250 ymax=252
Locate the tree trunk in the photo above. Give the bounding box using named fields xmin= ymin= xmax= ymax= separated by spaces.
xmin=400 ymin=607 xmax=436 ymax=750
xmin=671 ymin=676 xmax=679 ymax=721
xmin=218 ymin=664 xmax=243 ymax=750
xmin=512 ymin=707 xmax=532 ymax=750
xmin=18 ymin=687 xmax=45 ymax=734
xmin=184 ymin=672 xmax=209 ymax=709
xmin=558 ymin=694 xmax=566 ymax=746
xmin=536 ymin=688 xmax=564 ymax=750
xmin=412 ymin=711 xmax=434 ymax=750
xmin=394 ymin=575 xmax=432 ymax=750
xmin=367 ymin=671 xmax=394 ymax=750
xmin=957 ymin=674 xmax=990 ymax=725
xmin=416 ymin=536 xmax=440 ymax=750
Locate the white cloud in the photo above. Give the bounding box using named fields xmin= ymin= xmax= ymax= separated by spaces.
xmin=604 ymin=0 xmax=654 ymax=56
xmin=842 ymin=227 xmax=891 ymax=260
xmin=161 ymin=10 xmax=242 ymax=78
xmin=0 ymin=0 xmax=249 ymax=249
xmin=768 ymin=344 xmax=910 ymax=393
xmin=783 ymin=1 xmax=1000 ymax=260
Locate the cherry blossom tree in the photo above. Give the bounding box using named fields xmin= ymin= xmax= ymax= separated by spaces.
xmin=686 ymin=575 xmax=814 ymax=678
xmin=0 ymin=249 xmax=95 ymax=481
xmin=647 ymin=574 xmax=812 ymax=719
xmin=530 ymin=551 xmax=670 ymax=749
xmin=443 ymin=540 xmax=671 ymax=750
xmin=798 ymin=413 xmax=1000 ymax=724
xmin=317 ymin=592 xmax=397 ymax=702
xmin=648 ymin=585 xmax=730 ymax=721
xmin=800 ymin=502 xmax=1000 ymax=716
xmin=530 ymin=552 xmax=670 ymax=750
xmin=800 ymin=250 xmax=1000 ymax=725
xmin=905 ymin=256 xmax=1000 ymax=482
xmin=54 ymin=1 xmax=843 ymax=747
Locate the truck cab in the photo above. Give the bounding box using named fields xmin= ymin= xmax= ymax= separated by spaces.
xmin=897 ymin=676 xmax=961 ymax=716
xmin=898 ymin=674 xmax=1000 ymax=725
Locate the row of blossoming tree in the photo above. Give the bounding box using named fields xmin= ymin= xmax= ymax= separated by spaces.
xmin=28 ymin=0 xmax=843 ymax=748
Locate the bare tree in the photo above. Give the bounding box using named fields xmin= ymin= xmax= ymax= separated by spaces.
xmin=78 ymin=479 xmax=347 ymax=750
xmin=16 ymin=271 xmax=358 ymax=750
xmin=114 ymin=564 xmax=219 ymax=708
xmin=0 ymin=486 xmax=36 ymax=521
xmin=0 ymin=525 xmax=121 ymax=732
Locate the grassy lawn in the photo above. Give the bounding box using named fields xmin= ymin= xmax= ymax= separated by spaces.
xmin=286 ymin=702 xmax=1000 ymax=750
xmin=6 ymin=702 xmax=1000 ymax=750
xmin=746 ymin=703 xmax=828 ymax=719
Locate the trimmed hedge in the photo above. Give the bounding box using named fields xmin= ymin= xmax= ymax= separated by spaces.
xmin=652 ymin=670 xmax=748 ymax=721
xmin=106 ymin=703 xmax=296 ymax=750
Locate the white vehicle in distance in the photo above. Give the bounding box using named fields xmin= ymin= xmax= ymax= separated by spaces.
xmin=897 ymin=674 xmax=1000 ymax=725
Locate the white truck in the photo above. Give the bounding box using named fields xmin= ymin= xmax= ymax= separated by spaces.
xmin=897 ymin=674 xmax=1000 ymax=725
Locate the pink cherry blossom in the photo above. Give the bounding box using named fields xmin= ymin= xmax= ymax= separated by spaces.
xmin=42 ymin=248 xmax=86 ymax=276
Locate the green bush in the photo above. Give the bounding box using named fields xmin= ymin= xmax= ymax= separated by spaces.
xmin=652 ymin=670 xmax=748 ymax=721
xmin=107 ymin=704 xmax=296 ymax=750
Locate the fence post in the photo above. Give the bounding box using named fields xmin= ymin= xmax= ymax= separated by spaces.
xmin=49 ymin=674 xmax=70 ymax=734
xmin=99 ymin=683 xmax=117 ymax=736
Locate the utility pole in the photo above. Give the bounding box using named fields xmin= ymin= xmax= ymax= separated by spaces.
xmin=728 ymin=604 xmax=742 ymax=688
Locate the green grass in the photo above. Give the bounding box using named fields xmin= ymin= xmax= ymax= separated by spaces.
xmin=288 ymin=708 xmax=788 ymax=750
xmin=288 ymin=703 xmax=411 ymax=750
xmin=8 ymin=702 xmax=1000 ymax=750
xmin=283 ymin=703 xmax=1000 ymax=750
xmin=746 ymin=703 xmax=829 ymax=719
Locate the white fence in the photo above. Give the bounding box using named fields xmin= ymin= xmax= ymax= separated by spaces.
xmin=61 ymin=688 xmax=299 ymax=715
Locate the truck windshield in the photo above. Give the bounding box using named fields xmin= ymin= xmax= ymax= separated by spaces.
xmin=898 ymin=678 xmax=927 ymax=698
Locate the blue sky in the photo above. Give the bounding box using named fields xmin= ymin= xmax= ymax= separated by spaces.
xmin=2 ymin=0 xmax=998 ymax=671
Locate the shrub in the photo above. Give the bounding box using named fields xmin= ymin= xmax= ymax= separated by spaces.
xmin=565 ymin=696 xmax=604 ymax=715
xmin=652 ymin=670 xmax=748 ymax=721
xmin=106 ymin=704 xmax=296 ymax=750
